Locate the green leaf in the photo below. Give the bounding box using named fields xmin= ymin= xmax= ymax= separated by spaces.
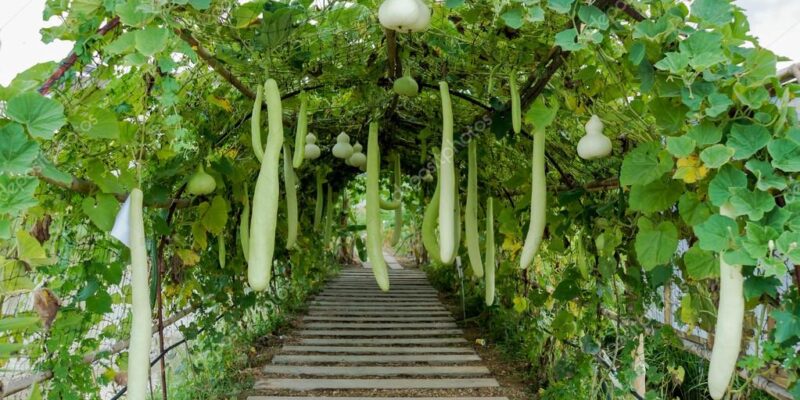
xmin=0 ymin=123 xmax=40 ymax=174
xmin=527 ymin=6 xmax=545 ymax=22
xmin=687 ymin=121 xmax=723 ymax=145
xmin=578 ymin=5 xmax=608 ymax=30
xmin=501 ymin=8 xmax=524 ymax=29
xmin=666 ymin=136 xmax=695 ymax=158
xmin=69 ymin=108 xmax=120 ymax=139
xmin=105 ymin=31 xmax=137 ymax=55
xmin=690 ymin=0 xmax=733 ymax=26
xmin=733 ymin=83 xmax=770 ymax=109
xmin=34 ymin=155 xmax=73 ymax=186
xmin=554 ymin=28 xmax=583 ymax=52
xmin=0 ymin=176 xmax=38 ymax=216
xmin=699 ymin=144 xmax=734 ymax=168
xmin=188 ymin=0 xmax=211 ymax=9
xmin=547 ymin=0 xmax=573 ymax=14
xmin=115 ymin=0 xmax=155 ymax=27
xmin=683 ymin=245 xmax=718 ymax=280
xmin=776 ymin=230 xmax=800 ymax=264
xmin=628 ymin=41 xmax=646 ymax=65
xmin=679 ymin=31 xmax=725 ymax=70
xmin=634 ymin=19 xmax=668 ymax=40
xmin=745 ymin=159 xmax=786 ymax=191
xmin=628 ymin=177 xmax=683 ymax=214
xmin=705 ymin=93 xmax=733 ymax=117
xmin=16 ymin=230 xmax=56 ymax=266
xmin=0 ymin=316 xmax=41 ymax=332
xmin=728 ymin=187 xmax=774 ymax=220
xmin=620 ymin=142 xmax=674 ymax=186
xmin=726 ymin=123 xmax=771 ymax=160
xmin=654 ymin=52 xmax=689 ymax=74
xmin=679 ymin=192 xmax=712 ymax=225
xmin=200 ymin=195 xmax=229 ymax=235
xmin=768 ymin=138 xmax=800 ymax=172
xmin=635 ymin=217 xmax=678 ymax=271
xmin=649 ymin=97 xmax=687 ymax=132
xmin=694 ymin=214 xmax=738 ymax=252
xmin=81 ymin=194 xmax=121 ymax=231
xmin=5 ymin=92 xmax=66 ymax=139
xmin=0 ymin=260 xmax=35 ymax=293
xmin=708 ymin=165 xmax=747 ymax=206
xmin=771 ymin=310 xmax=800 ymax=344
xmin=741 ymin=48 xmax=777 ymax=88
xmin=445 ymin=0 xmax=464 ymax=8
xmin=742 ymin=222 xmax=778 ymax=258
xmin=71 ymin=0 xmax=102 ymax=15
xmin=524 ymin=97 xmax=559 ymax=131
xmin=135 ymin=26 xmax=170 ymax=57
xmin=744 ymin=276 xmax=780 ymax=300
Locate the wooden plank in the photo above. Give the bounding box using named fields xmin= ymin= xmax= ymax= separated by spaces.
xmin=296 ymin=338 xmax=468 ymax=345
xmin=297 ymin=329 xmax=463 ymax=337
xmin=302 ymin=316 xmax=454 ymax=322
xmin=253 ymin=378 xmax=499 ymax=390
xmin=306 ymin=310 xmax=452 ymax=316
xmin=248 ymin=397 xmax=508 ymax=400
xmin=303 ymin=322 xmax=458 ymax=329
xmin=281 ymin=345 xmax=473 ymax=354
xmin=261 ymin=365 xmax=488 ymax=376
xmin=271 ymin=354 xmax=480 ymax=364
xmin=307 ymin=305 xmax=445 ymax=311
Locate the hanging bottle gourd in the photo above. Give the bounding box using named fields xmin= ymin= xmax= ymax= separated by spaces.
xmin=332 ymin=132 xmax=354 ymax=159
xmin=348 ymin=142 xmax=367 ymax=168
xmin=186 ymin=165 xmax=216 ymax=196
xmin=393 ymin=71 xmax=419 ymax=97
xmin=304 ymin=133 xmax=321 ymax=160
xmin=422 ymin=169 xmax=434 ymax=182
xmin=378 ymin=0 xmax=429 ymax=33
xmin=577 ymin=115 xmax=612 ymax=160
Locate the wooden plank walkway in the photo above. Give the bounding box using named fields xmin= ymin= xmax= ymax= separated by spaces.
xmin=247 ymin=268 xmax=510 ymax=400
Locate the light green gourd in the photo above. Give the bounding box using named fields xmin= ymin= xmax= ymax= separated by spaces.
xmin=438 ymin=81 xmax=456 ymax=265
xmin=484 ymin=197 xmax=495 ymax=306
xmin=465 ymin=140 xmax=483 ymax=278
xmin=283 ymin=144 xmax=298 ymax=249
xmin=293 ymin=92 xmax=307 ymax=168
xmin=366 ymin=121 xmax=390 ymax=291
xmin=127 ymin=188 xmax=151 ymax=400
xmin=391 ymin=154 xmax=403 ymax=246
xmin=251 ymin=85 xmax=264 ymax=161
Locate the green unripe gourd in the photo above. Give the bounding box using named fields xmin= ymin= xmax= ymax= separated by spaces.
xmin=240 ymin=185 xmax=250 ymax=262
xmin=366 ymin=121 xmax=390 ymax=291
xmin=393 ymin=71 xmax=419 ymax=97
xmin=510 ymin=72 xmax=521 ymax=134
xmin=391 ymin=155 xmax=403 ymax=246
xmin=127 ymin=188 xmax=151 ymax=400
xmin=484 ymin=197 xmax=495 ymax=306
xmin=186 ymin=165 xmax=216 ymax=196
xmin=283 ymin=144 xmax=298 ymax=249
xmin=251 ymin=85 xmax=264 ymax=161
xmin=465 ymin=140 xmax=484 ymax=278
xmin=438 ymin=81 xmax=456 ymax=265
xmin=248 ymin=78 xmax=284 ymax=291
xmin=421 ymin=158 xmax=441 ymax=264
xmin=293 ymin=92 xmax=307 ymax=168
xmin=314 ymin=170 xmax=324 ymax=230
xmin=520 ymin=122 xmax=546 ymax=270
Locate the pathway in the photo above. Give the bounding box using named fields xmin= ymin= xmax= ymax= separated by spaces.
xmin=246 ymin=268 xmax=511 ymax=400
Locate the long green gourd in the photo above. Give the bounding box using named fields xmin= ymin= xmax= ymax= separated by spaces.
xmin=484 ymin=197 xmax=495 ymax=306
xmin=453 ymin=172 xmax=462 ymax=260
xmin=421 ymin=158 xmax=441 ymax=264
xmin=510 ymin=72 xmax=521 ymax=134
xmin=708 ymin=203 xmax=744 ymax=400
xmin=323 ymin=184 xmax=333 ymax=247
xmin=240 ymin=184 xmax=250 ymax=262
xmin=283 ymin=144 xmax=298 ymax=249
xmin=218 ymin=235 xmax=226 ymax=269
xmin=519 ymin=123 xmax=546 ymax=270
xmin=127 ymin=188 xmax=151 ymax=400
xmin=391 ymin=154 xmax=403 ymax=246
xmin=292 ymin=92 xmax=307 ymax=168
xmin=314 ymin=170 xmax=324 ymax=230
xmin=248 ymin=78 xmax=284 ymax=291
xmin=438 ymin=81 xmax=456 ymax=265
xmin=366 ymin=121 xmax=390 ymax=291
xmin=464 ymin=140 xmax=484 ymax=278
xmin=251 ymin=85 xmax=264 ymax=162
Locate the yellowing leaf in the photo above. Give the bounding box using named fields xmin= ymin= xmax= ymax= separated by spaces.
xmin=207 ymin=95 xmax=233 ymax=112
xmin=16 ymin=231 xmax=56 ymax=267
xmin=502 ymin=236 xmax=522 ymax=255
xmin=175 ymin=249 xmax=200 ymax=266
xmin=512 ymin=295 xmax=529 ymax=314
xmin=673 ymin=155 xmax=708 ymax=183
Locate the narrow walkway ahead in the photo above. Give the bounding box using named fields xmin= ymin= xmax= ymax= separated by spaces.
xmin=246 ymin=268 xmax=510 ymax=400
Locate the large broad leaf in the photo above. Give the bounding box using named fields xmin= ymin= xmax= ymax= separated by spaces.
xmin=0 ymin=123 xmax=40 ymax=174
xmin=683 ymin=245 xmax=718 ymax=280
xmin=620 ymin=142 xmax=674 ymax=186
xmin=16 ymin=230 xmax=56 ymax=267
xmin=708 ymin=165 xmax=747 ymax=206
xmin=577 ymin=5 xmax=608 ymax=30
xmin=690 ymin=0 xmax=733 ymax=26
xmin=554 ymin=28 xmax=583 ymax=52
xmin=628 ymin=177 xmax=683 ymax=214
xmin=742 ymin=222 xmax=778 ymax=258
xmin=5 ymin=92 xmax=66 ymax=139
xmin=115 ymin=0 xmax=156 ymax=27
xmin=547 ymin=0 xmax=573 ymax=14
xmin=776 ymin=230 xmax=800 ymax=264
xmin=0 ymin=259 xmax=35 ymax=294
xmin=200 ymin=195 xmax=229 ymax=235
xmin=524 ymin=97 xmax=559 ymax=132
xmin=680 ymin=31 xmax=725 ymax=71
xmin=134 ymin=26 xmax=170 ymax=57
xmin=728 ymin=187 xmax=774 ymax=220
xmin=635 ymin=217 xmax=678 ymax=271
xmin=0 ymin=316 xmax=41 ymax=332
xmin=768 ymin=138 xmax=800 ymax=172
xmin=0 ymin=176 xmax=38 ymax=216
xmin=699 ymin=144 xmax=734 ymax=169
xmin=744 ymin=276 xmax=780 ymax=301
xmin=694 ymin=214 xmax=738 ymax=252
xmin=82 ymin=194 xmax=121 ymax=231
xmin=69 ymin=108 xmax=120 ymax=140
xmin=726 ymin=123 xmax=771 ymax=160
xmin=771 ymin=309 xmax=800 ymax=344
xmin=745 ymin=159 xmax=786 ymax=191
xmin=687 ymin=121 xmax=723 ymax=145
xmin=678 ymin=192 xmax=711 ymax=226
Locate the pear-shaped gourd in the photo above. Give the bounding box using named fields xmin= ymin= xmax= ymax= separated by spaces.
xmin=332 ymin=132 xmax=354 ymax=159
xmin=304 ymin=133 xmax=321 ymax=160
xmin=408 ymin=0 xmax=431 ymax=32
xmin=393 ymin=71 xmax=419 ymax=97
xmin=577 ymin=115 xmax=612 ymax=160
xmin=378 ymin=0 xmax=422 ymax=32
xmin=186 ymin=165 xmax=216 ymax=195
xmin=422 ymin=169 xmax=434 ymax=182
xmin=348 ymin=142 xmax=367 ymax=168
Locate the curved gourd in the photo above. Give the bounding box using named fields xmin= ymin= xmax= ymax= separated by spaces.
xmin=366 ymin=121 xmax=390 ymax=291
xmin=484 ymin=197 xmax=495 ymax=306
xmin=520 ymin=124 xmax=546 ymax=269
xmin=391 ymin=155 xmax=403 ymax=246
xmin=283 ymin=144 xmax=298 ymax=249
xmin=251 ymin=85 xmax=264 ymax=162
xmin=248 ymin=78 xmax=284 ymax=291
xmin=438 ymin=81 xmax=456 ymax=265
xmin=510 ymin=72 xmax=521 ymax=134
xmin=240 ymin=184 xmax=250 ymax=262
xmin=127 ymin=188 xmax=151 ymax=400
xmin=465 ymin=140 xmax=483 ymax=278
xmin=293 ymin=92 xmax=307 ymax=168
xmin=422 ymin=163 xmax=441 ymax=264
xmin=314 ymin=170 xmax=324 ymax=230
xmin=323 ymin=184 xmax=334 ymax=247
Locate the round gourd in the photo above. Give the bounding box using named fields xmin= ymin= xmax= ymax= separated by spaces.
xmin=366 ymin=121 xmax=390 ymax=291
xmin=332 ymin=132 xmax=354 ymax=159
xmin=393 ymin=72 xmax=419 ymax=97
xmin=186 ymin=165 xmax=216 ymax=196
xmin=127 ymin=188 xmax=151 ymax=400
xmin=708 ymin=203 xmax=744 ymax=400
xmin=577 ymin=115 xmax=612 ymax=160
xmin=378 ymin=0 xmax=422 ymax=32
xmin=304 ymin=133 xmax=321 ymax=160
